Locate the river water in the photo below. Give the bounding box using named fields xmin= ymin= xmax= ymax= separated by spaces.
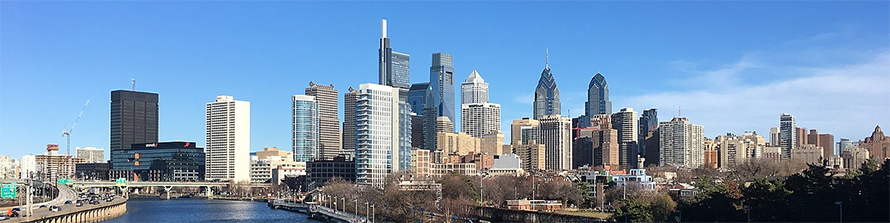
xmin=103 ymin=197 xmax=319 ymax=223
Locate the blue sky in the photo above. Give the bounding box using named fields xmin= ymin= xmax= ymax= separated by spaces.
xmin=2 ymin=1 xmax=889 ymax=159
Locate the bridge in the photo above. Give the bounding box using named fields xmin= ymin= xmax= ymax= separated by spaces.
xmin=71 ymin=181 xmax=230 ymax=199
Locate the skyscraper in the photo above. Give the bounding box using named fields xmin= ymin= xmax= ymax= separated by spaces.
xmin=779 ymin=113 xmax=796 ymax=158
xmin=533 ymin=52 xmax=560 ymax=119
xmin=205 ymin=95 xmax=250 ymax=182
xmin=430 ymin=52 xmax=455 ymax=132
xmin=305 ymin=82 xmax=340 ymax=159
xmin=342 ymin=87 xmax=358 ymax=156
xmin=585 ymin=72 xmax=611 ymax=127
xmin=407 ymin=83 xmax=432 ymax=115
xmin=639 ymin=108 xmax=658 ymax=154
xmin=292 ymin=95 xmax=319 ymax=162
xmin=612 ymin=108 xmax=639 ymax=169
xmin=538 ymin=115 xmax=573 ymax=170
xmin=110 ymin=90 xmax=158 ymax=165
xmin=378 ymin=19 xmax=410 ymax=89
xmin=461 ymin=70 xmax=488 ymax=104
xmin=354 ymin=83 xmax=401 ymax=186
xmin=659 ymin=117 xmax=704 ymax=168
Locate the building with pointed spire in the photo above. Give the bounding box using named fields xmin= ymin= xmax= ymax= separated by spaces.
xmin=533 ymin=50 xmax=561 ymax=119
xmin=461 ymin=69 xmax=488 ymax=104
xmin=584 ymin=72 xmax=611 ymax=127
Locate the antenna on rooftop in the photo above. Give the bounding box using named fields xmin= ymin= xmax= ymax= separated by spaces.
xmin=132 ymin=79 xmax=136 ymax=91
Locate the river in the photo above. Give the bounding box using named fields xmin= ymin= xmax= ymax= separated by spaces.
xmin=103 ymin=197 xmax=319 ymax=223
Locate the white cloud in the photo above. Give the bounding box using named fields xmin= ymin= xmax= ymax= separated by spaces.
xmin=622 ymin=51 xmax=890 ymax=140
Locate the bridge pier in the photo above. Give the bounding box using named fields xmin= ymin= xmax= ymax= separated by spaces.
xmin=206 ymin=186 xmax=214 ymax=200
xmin=163 ymin=186 xmax=174 ymax=200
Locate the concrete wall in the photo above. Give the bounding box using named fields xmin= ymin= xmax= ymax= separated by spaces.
xmin=23 ymin=199 xmax=127 ymax=223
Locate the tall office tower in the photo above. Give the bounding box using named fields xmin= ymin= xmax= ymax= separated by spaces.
xmin=342 ymin=87 xmax=358 ymax=156
xmin=205 ymin=95 xmax=250 ymax=182
xmin=769 ymin=127 xmax=780 ymax=146
xmin=411 ymin=114 xmax=425 ymax=149
xmin=658 ymin=117 xmax=705 ymax=168
xmin=779 ymin=113 xmax=797 ymax=158
xmin=305 ymin=82 xmax=340 ymax=159
xmin=611 ymin=108 xmax=639 ymax=169
xmin=511 ymin=118 xmax=540 ymax=146
xmin=461 ymin=103 xmax=501 ymax=138
xmin=430 ymin=52 xmax=455 ymax=131
xmin=461 ymin=70 xmax=489 ymax=104
xmin=110 ymin=90 xmax=158 ymax=166
xmin=584 ymin=72 xmax=611 ymax=127
xmin=292 ymin=95 xmax=319 ymax=162
xmin=378 ymin=19 xmax=410 ymax=89
xmin=639 ymin=108 xmax=657 ymax=154
xmin=538 ymin=115 xmax=573 ymax=170
xmin=533 ymin=52 xmax=561 ymax=119
xmin=407 ymin=83 xmax=432 ymax=115
xmin=354 ymin=83 xmax=401 ymax=186
xmin=398 ymin=101 xmax=412 ymax=171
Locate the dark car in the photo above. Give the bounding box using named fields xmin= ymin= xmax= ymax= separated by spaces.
xmin=38 ymin=205 xmax=46 ymax=209
xmin=64 ymin=200 xmax=72 ymax=205
xmin=75 ymin=202 xmax=83 ymax=207
xmin=89 ymin=200 xmax=100 ymax=205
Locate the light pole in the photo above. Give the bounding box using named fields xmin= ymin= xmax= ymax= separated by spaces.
xmin=744 ymin=205 xmax=750 ymax=223
xmin=835 ymin=201 xmax=842 ymax=223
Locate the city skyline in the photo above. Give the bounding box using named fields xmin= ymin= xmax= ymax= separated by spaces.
xmin=2 ymin=1 xmax=889 ymax=159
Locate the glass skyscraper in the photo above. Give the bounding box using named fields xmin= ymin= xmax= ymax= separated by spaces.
xmin=378 ymin=19 xmax=410 ymax=89
xmin=585 ymin=72 xmax=611 ymax=127
xmin=407 ymin=82 xmax=431 ymax=115
xmin=292 ymin=95 xmax=319 ymax=162
xmin=533 ymin=54 xmax=560 ymax=120
xmin=430 ymin=52 xmax=455 ymax=132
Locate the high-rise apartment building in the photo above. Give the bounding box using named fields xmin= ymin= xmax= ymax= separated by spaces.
xmin=461 ymin=103 xmax=501 ymax=138
xmin=659 ymin=117 xmax=705 ymax=168
xmin=342 ymin=87 xmax=358 ymax=156
xmin=354 ymin=83 xmax=401 ymax=186
xmin=110 ymin=90 xmax=158 ymax=167
xmin=76 ymin=147 xmax=105 ymax=163
xmin=612 ymin=108 xmax=639 ymax=169
xmin=574 ymin=114 xmax=619 ymax=170
xmin=305 ymin=82 xmax=340 ymax=159
xmin=205 ymin=95 xmax=250 ymax=182
xmin=585 ymin=72 xmax=611 ymax=127
xmin=292 ymin=95 xmax=319 ymax=162
xmin=716 ymin=132 xmax=766 ymax=168
xmin=779 ymin=113 xmax=797 ymax=158
xmin=837 ymin=138 xmax=855 ymax=156
xmin=795 ymin=127 xmax=808 ymax=147
xmin=511 ymin=118 xmax=540 ymax=146
xmin=538 ymin=115 xmax=572 ymax=170
xmin=769 ymin=127 xmax=780 ymax=146
xmin=461 ymin=70 xmax=489 ymax=104
xmin=533 ymin=53 xmax=560 ymax=119
xmin=430 ymin=52 xmax=456 ymax=132
xmin=398 ymin=101 xmax=412 ymax=171
xmin=512 ymin=142 xmax=546 ymax=171
xmin=378 ymin=19 xmax=410 ymax=89
xmin=480 ymin=131 xmax=504 ymax=155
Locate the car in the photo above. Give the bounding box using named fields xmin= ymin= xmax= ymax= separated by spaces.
xmin=48 ymin=206 xmax=61 ymax=212
xmin=38 ymin=205 xmax=46 ymax=209
xmin=0 ymin=214 xmax=9 ymax=221
xmin=64 ymin=200 xmax=72 ymax=205
xmin=89 ymin=200 xmax=100 ymax=205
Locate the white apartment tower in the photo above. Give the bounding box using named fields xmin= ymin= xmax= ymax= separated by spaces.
xmin=659 ymin=117 xmax=705 ymax=168
xmin=355 ymin=83 xmax=401 ymax=187
xmin=538 ymin=115 xmax=573 ymax=170
xmin=205 ymin=95 xmax=251 ymax=183
xmin=461 ymin=70 xmax=501 ymax=139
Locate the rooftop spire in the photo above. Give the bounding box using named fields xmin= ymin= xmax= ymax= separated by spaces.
xmin=545 ymin=48 xmax=549 ymax=69
xmin=382 ymin=19 xmax=387 ymax=38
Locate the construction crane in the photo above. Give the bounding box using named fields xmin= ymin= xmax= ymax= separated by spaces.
xmin=62 ymin=99 xmax=90 ymax=156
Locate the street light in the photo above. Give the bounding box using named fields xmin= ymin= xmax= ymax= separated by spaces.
xmin=835 ymin=201 xmax=843 ymax=223
xmin=743 ymin=205 xmax=750 ymax=223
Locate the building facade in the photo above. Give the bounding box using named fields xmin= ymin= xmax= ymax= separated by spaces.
xmin=538 ymin=115 xmax=572 ymax=170
xmin=585 ymin=72 xmax=611 ymax=127
xmin=430 ymin=52 xmax=456 ymax=132
xmin=110 ymin=90 xmax=159 ymax=167
xmin=859 ymin=125 xmax=889 ymax=159
xmin=461 ymin=103 xmax=501 ymax=138
xmin=659 ymin=117 xmax=705 ymax=168
xmin=461 ymin=69 xmax=489 ymax=105
xmin=612 ymin=108 xmax=639 ymax=169
xmin=378 ymin=19 xmax=410 ymax=89
xmin=354 ymin=83 xmax=401 ymax=186
xmin=306 ymin=82 xmax=341 ymax=159
xmin=292 ymin=95 xmax=320 ymax=162
xmin=76 ymin=147 xmax=105 ymax=163
xmin=110 ymin=141 xmax=204 ymax=182
xmin=205 ymin=95 xmax=250 ymax=182
xmin=342 ymin=87 xmax=358 ymax=155
xmin=779 ymin=113 xmax=797 ymax=158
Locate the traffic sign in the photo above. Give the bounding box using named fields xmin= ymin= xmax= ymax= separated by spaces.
xmin=115 ymin=178 xmax=127 ymax=185
xmin=1 ymin=184 xmax=16 ymax=198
